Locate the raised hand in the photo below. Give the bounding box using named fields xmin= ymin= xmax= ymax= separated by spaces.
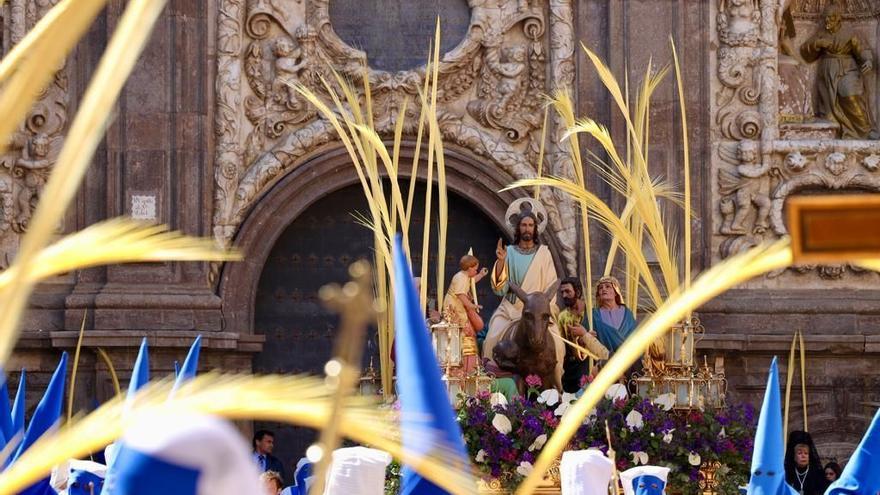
xmin=496 ymin=238 xmax=507 ymax=261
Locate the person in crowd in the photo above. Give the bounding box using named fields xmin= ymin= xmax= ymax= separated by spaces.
xmin=784 ymin=430 xmax=830 ymax=495
xmin=253 ymin=430 xmax=285 ymax=482
xmin=823 ymin=461 xmax=842 ymax=483
xmin=261 ymin=471 xmax=284 ymax=495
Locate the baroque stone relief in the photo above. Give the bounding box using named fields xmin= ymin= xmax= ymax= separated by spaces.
xmin=0 ymin=0 xmax=67 ymax=269
xmin=711 ymin=0 xmax=880 ymax=286
xmin=213 ymin=0 xmax=580 ymax=274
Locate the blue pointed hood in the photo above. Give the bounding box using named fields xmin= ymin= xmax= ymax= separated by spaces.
xmin=172 ymin=336 xmax=201 ymax=392
xmin=0 ymin=374 xmax=14 ymax=447
xmin=826 ymin=407 xmax=880 ymax=494
xmin=632 ymin=475 xmax=665 ymax=495
xmin=127 ymin=338 xmax=150 ymax=401
xmin=12 ymin=369 xmax=26 ymax=434
xmin=13 ymin=352 xmax=68 ymax=462
xmin=747 ymin=357 xmax=797 ymax=495
xmin=392 ymin=235 xmax=470 ymax=495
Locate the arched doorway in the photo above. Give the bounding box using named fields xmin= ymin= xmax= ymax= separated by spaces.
xmin=218 ymin=142 xmax=566 ymax=477
xmin=251 ymin=181 xmax=504 ymax=469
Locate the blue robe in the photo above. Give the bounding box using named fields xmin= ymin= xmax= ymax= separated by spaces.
xmin=588 ymin=307 xmax=637 ymax=354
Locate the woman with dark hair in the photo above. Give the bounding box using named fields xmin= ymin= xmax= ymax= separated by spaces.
xmin=823 ymin=461 xmax=842 ymax=483
xmin=784 ymin=430 xmax=829 ymax=495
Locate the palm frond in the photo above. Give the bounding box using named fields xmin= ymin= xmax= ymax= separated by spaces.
xmin=854 ymin=260 xmax=880 ymax=272
xmin=0 ymin=0 xmax=169 ymax=365
xmin=0 ymin=218 xmax=239 ymax=290
xmin=1 ymin=374 xmax=478 ymax=495
xmin=670 ymin=38 xmax=692 ymax=293
xmin=0 ymin=0 xmax=110 ymax=151
xmin=515 ymin=239 xmax=794 ymax=495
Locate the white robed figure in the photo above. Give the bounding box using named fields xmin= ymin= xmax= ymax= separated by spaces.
xmin=482 ymin=198 xmax=565 ymax=386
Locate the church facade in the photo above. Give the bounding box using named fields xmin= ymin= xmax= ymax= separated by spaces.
xmin=3 ymin=0 xmax=880 ymax=465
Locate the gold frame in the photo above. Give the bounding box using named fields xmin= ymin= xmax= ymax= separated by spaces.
xmin=788 ymin=194 xmax=880 ymax=263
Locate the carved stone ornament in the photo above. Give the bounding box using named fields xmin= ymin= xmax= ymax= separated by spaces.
xmin=712 ymin=0 xmax=880 ymax=285
xmin=0 ymin=0 xmax=68 ymax=270
xmin=213 ymin=0 xmax=580 ymax=274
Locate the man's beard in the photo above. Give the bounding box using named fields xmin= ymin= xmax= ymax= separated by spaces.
xmin=561 ymin=296 xmax=577 ymax=308
xmin=520 ymin=231 xmax=533 ymax=241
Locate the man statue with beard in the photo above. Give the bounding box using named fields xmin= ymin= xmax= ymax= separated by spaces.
xmin=482 ymin=198 xmax=565 ymax=387
xmin=557 ymin=277 xmax=609 ymax=393
xmin=800 ymin=3 xmax=879 ymax=139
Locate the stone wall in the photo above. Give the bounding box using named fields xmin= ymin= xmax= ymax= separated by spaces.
xmin=2 ymin=0 xmax=879 ymax=460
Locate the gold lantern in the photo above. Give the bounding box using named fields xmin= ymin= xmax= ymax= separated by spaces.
xmin=464 ymin=362 xmax=494 ymax=396
xmin=442 ymin=371 xmax=463 ymax=405
xmin=631 ymin=314 xmax=726 ymax=411
xmin=664 ymin=316 xmax=703 ymax=369
xmin=430 ymin=319 xmax=462 ymax=367
xmin=359 ymin=356 xmax=380 ymax=396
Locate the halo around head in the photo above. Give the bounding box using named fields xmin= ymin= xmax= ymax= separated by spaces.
xmin=505 ymin=198 xmax=548 ymax=235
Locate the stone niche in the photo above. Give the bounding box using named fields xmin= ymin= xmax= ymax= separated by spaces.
xmin=711 ymin=0 xmax=880 ymax=288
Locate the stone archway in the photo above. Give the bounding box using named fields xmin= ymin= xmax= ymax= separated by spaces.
xmin=218 ymin=142 xmax=567 ymax=468
xmin=218 ymin=142 xmax=566 ymax=338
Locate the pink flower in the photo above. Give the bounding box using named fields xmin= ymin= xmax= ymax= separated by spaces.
xmin=525 ymin=375 xmax=542 ymax=388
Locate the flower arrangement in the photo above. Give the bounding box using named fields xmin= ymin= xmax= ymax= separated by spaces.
xmin=456 ymin=376 xmax=755 ymax=494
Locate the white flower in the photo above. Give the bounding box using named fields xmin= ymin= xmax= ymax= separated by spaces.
xmin=516 ymin=461 xmax=534 ymax=477
xmin=625 ymin=410 xmax=644 ymax=430
xmin=475 ymin=449 xmax=487 ymax=462
xmin=528 ymin=434 xmax=548 ymax=452
xmin=584 ymin=409 xmax=598 ymax=425
xmin=554 ymin=393 xmax=577 ymax=416
xmin=662 ymin=429 xmax=675 ymax=444
xmin=538 ymin=389 xmax=560 ymax=406
xmin=688 ymin=452 xmax=702 ymax=466
xmin=554 ymin=402 xmax=570 ymax=417
xmin=492 ymin=414 xmax=512 ymax=434
xmin=604 ymin=383 xmax=628 ymax=401
xmin=490 ymin=393 xmax=508 ymax=407
xmin=631 ymin=451 xmax=649 ymax=465
xmin=719 ymin=427 xmax=727 ymax=439
xmin=653 ymin=393 xmax=676 ymax=411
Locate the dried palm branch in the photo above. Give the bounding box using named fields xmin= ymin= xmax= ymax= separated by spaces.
xmin=515 ymin=239 xmax=795 ymax=494
xmin=0 ymin=0 xmax=169 ymax=365
xmin=293 ymin=25 xmax=450 ymax=397
xmin=854 ymin=259 xmax=880 ymax=272
xmin=533 ymin=105 xmax=550 ymax=201
xmin=548 ymin=90 xmax=594 ymax=333
xmin=95 ymin=348 xmax=121 ymax=396
xmin=0 ymin=218 xmax=239 ymax=291
xmin=565 ymin=49 xmax=683 ymax=313
xmin=670 ymin=38 xmax=692 ymax=294
xmin=66 ymin=311 xmax=87 ymax=423
xmin=0 ymin=0 xmax=110 ymax=151
xmin=0 ymin=374 xmax=478 ymax=495
xmin=503 ymin=177 xmax=663 ymax=305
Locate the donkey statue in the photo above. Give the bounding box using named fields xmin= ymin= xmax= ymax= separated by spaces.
xmin=492 ymin=279 xmax=562 ymax=391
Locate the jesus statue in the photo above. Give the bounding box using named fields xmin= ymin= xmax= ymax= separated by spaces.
xmin=481 ymin=198 xmax=565 ymax=387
